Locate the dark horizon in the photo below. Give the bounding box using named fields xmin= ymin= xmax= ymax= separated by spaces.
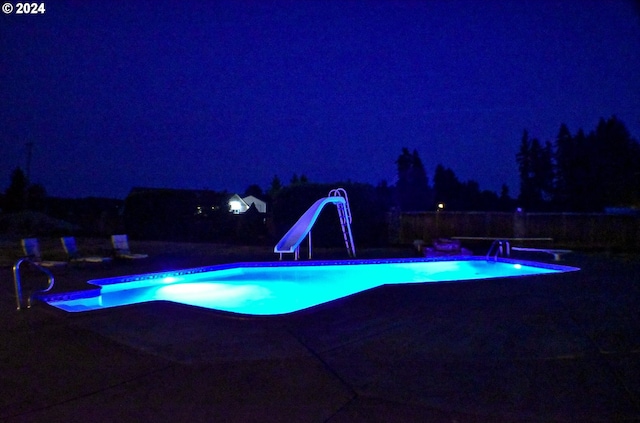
xmin=2 ymin=1 xmax=639 ymax=200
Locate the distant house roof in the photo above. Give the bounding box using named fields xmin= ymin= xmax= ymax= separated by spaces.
xmin=126 ymin=188 xmax=267 ymax=214
xmin=242 ymin=195 xmax=267 ymax=213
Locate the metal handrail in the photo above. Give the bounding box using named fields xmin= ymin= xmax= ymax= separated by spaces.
xmin=13 ymin=257 xmax=55 ymax=310
xmin=486 ymin=239 xmax=510 ymax=261
xmin=329 ymin=188 xmax=352 ymax=223
xmin=329 ymin=188 xmax=356 ymax=257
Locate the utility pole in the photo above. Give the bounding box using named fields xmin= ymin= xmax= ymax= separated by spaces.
xmin=25 ymin=142 xmax=33 ymax=181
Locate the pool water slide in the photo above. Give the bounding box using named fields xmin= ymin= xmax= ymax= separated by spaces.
xmin=274 ymin=188 xmax=356 ymax=259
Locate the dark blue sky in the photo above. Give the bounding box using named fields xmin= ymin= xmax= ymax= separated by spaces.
xmin=2 ymin=1 xmax=639 ymax=199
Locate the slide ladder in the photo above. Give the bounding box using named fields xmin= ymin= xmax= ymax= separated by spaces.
xmin=274 ymin=188 xmax=356 ymax=260
xmin=329 ymin=188 xmax=356 ymax=259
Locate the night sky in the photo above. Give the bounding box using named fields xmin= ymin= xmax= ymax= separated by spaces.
xmin=2 ymin=1 xmax=639 ymax=199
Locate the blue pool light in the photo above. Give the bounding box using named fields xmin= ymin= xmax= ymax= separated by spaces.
xmin=40 ymin=258 xmax=579 ymax=315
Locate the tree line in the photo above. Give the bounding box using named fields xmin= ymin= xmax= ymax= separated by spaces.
xmin=389 ymin=147 xmax=513 ymax=212
xmin=2 ymin=115 xmax=638 ymax=226
xmin=517 ymin=116 xmax=639 ymax=211
xmin=387 ymin=116 xmax=639 ymax=213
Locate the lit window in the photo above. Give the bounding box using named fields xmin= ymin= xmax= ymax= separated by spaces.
xmin=229 ymin=200 xmax=242 ymax=214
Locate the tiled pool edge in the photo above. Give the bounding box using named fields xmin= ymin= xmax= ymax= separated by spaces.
xmin=36 ymin=256 xmax=579 ymax=305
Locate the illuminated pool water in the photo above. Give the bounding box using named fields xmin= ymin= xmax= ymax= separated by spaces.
xmin=40 ymin=258 xmax=578 ymax=315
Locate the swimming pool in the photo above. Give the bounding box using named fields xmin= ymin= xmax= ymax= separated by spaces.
xmin=39 ymin=258 xmax=578 ymax=315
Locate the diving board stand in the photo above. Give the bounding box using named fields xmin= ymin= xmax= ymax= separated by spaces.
xmin=274 ymin=188 xmax=356 ymax=260
xmin=510 ymin=247 xmax=572 ymax=261
xmin=453 ymin=237 xmax=553 ymax=257
xmin=452 ymin=237 xmax=571 ymax=261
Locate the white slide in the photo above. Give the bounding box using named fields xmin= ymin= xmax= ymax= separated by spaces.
xmin=274 ymin=196 xmax=346 ymax=256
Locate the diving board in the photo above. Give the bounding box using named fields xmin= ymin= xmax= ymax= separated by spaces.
xmin=511 ymin=247 xmax=572 ymax=261
xmin=274 ymin=188 xmax=356 ymax=260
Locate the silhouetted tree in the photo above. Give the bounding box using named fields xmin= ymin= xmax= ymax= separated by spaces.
xmin=498 ymin=184 xmax=514 ymax=211
xmin=590 ymin=116 xmax=640 ymax=208
xmin=3 ymin=167 xmax=48 ymax=212
xmin=535 ymin=140 xmax=554 ymax=201
xmin=433 ymin=164 xmax=498 ymax=210
xmin=516 ymin=117 xmax=640 ymax=211
xmin=516 ymin=130 xmax=533 ymax=207
xmin=4 ymin=168 xmax=28 ymax=212
xmin=395 ymin=148 xmax=432 ymax=211
xmin=516 ymin=130 xmax=553 ymax=209
xmin=553 ymin=123 xmax=576 ymax=207
xmin=290 ymin=173 xmax=309 ymax=185
xmin=267 ymin=175 xmax=283 ymax=199
xmin=375 ymin=179 xmax=394 ymax=212
xmin=551 ymin=117 xmax=640 ymax=211
xmin=433 ymin=164 xmax=462 ymax=209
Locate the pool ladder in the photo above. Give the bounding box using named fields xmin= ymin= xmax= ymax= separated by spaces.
xmin=13 ymin=257 xmax=55 ymax=310
xmin=329 ymin=188 xmax=356 ymax=258
xmin=486 ymin=239 xmax=511 ymax=261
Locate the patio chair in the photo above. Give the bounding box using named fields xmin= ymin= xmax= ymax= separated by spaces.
xmin=61 ymin=236 xmax=112 ymax=263
xmin=21 ymin=238 xmax=68 ymax=267
xmin=111 ymin=234 xmax=148 ymax=259
xmin=423 ymin=238 xmax=473 ymax=257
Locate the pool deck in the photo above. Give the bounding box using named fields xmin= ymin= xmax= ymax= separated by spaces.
xmin=1 ymin=246 xmax=639 ymax=422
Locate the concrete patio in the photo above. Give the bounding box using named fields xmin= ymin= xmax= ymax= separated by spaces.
xmin=1 ymin=245 xmax=639 ymax=422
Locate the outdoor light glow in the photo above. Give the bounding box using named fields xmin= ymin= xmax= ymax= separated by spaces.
xmin=162 ymin=276 xmax=179 ymax=283
xmin=229 ymin=200 xmax=242 ymax=212
xmin=156 ymin=283 xmax=271 ymax=308
xmin=44 ymin=259 xmax=578 ymax=315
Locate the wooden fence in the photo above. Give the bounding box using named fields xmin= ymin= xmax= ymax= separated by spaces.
xmin=389 ymin=211 xmax=640 ymax=250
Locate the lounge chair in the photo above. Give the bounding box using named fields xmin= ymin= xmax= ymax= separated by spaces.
xmin=61 ymin=236 xmax=112 ymax=263
xmin=111 ymin=234 xmax=148 ymax=259
xmin=423 ymin=238 xmax=473 ymax=257
xmin=21 ymin=238 xmax=67 ymax=267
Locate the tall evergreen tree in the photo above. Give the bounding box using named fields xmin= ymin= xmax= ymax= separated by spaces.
xmin=516 ymin=130 xmax=535 ymax=207
xmin=572 ymin=129 xmax=593 ymax=210
xmin=410 ymin=150 xmax=427 ymax=185
xmin=395 ymin=148 xmax=431 ymax=211
xmin=553 ymin=123 xmax=575 ymax=207
xmin=4 ymin=167 xmax=29 ymax=212
xmin=591 ymin=116 xmax=640 ymax=208
xmin=433 ymin=164 xmax=461 ymax=209
xmin=516 ymin=130 xmax=553 ymax=209
xmin=267 ymin=175 xmax=283 ymax=199
xmin=532 ymin=139 xmax=554 ymax=202
xmin=538 ymin=117 xmax=639 ymax=211
xmin=433 ymin=164 xmax=494 ymax=210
